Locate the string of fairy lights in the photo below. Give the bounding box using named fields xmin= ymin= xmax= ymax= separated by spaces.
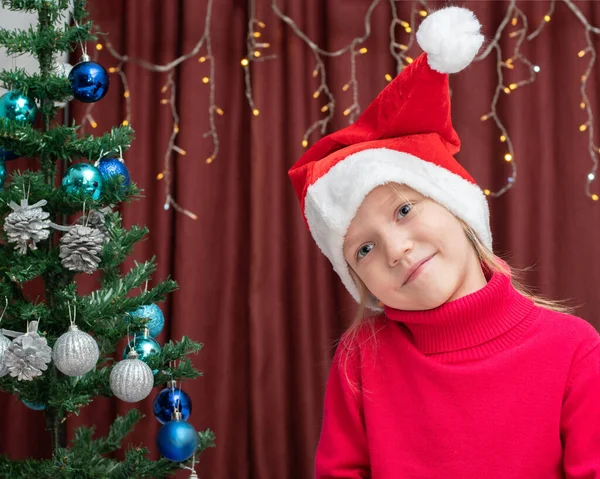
xmin=83 ymin=0 xmax=600 ymax=220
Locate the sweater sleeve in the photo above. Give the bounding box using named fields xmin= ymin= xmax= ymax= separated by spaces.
xmin=561 ymin=340 xmax=600 ymax=478
xmin=315 ymin=342 xmax=370 ymax=478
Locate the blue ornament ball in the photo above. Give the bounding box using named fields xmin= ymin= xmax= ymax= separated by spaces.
xmin=96 ymin=157 xmax=131 ymax=191
xmin=0 ymin=147 xmax=18 ymax=161
xmin=69 ymin=60 xmax=109 ymax=103
xmin=22 ymin=400 xmax=46 ymax=410
xmin=153 ymin=384 xmax=193 ymax=424
xmin=62 ymin=163 xmax=104 ymax=200
xmin=123 ymin=332 xmax=162 ymax=364
xmin=0 ymin=90 xmax=37 ymax=123
xmin=129 ymin=304 xmax=164 ymax=337
xmin=156 ymin=419 xmax=198 ymax=462
xmin=0 ymin=159 xmax=6 ymax=191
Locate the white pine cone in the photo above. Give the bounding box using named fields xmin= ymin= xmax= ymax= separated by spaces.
xmin=4 ymin=201 xmax=52 ymax=255
xmin=4 ymin=331 xmax=52 ymax=381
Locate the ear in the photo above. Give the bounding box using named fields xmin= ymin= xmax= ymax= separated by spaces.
xmin=376 ymin=298 xmax=385 ymax=308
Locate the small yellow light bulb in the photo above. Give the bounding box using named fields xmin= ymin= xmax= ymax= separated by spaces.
xmin=91 ymin=121 xmax=98 ymax=129
xmin=109 ymin=67 xmax=116 ymax=73
xmin=578 ymin=50 xmax=586 ymax=58
xmin=504 ymin=153 xmax=513 ymax=162
xmin=592 ymin=194 xmax=599 ymax=201
xmin=122 ymin=120 xmax=129 ymax=127
xmin=343 ymin=108 xmax=351 ymax=116
xmin=254 ymin=51 xmax=261 ymax=58
xmin=161 ymin=85 xmax=168 ymax=93
xmin=157 ymin=172 xmax=164 ymax=180
xmin=405 ymin=27 xmax=412 ymax=33
xmin=582 ymin=75 xmax=587 ymax=82
xmin=581 ymin=102 xmax=586 ymax=109
xmin=202 ymin=77 xmax=210 ymax=84
xmin=480 ymin=115 xmax=489 ymax=121
xmin=161 ymin=99 xmax=168 ymax=105
xmin=216 ymin=107 xmax=224 ymax=115
xmin=511 ymin=17 xmax=517 ymax=26
xmin=253 ymin=32 xmax=261 ymax=38
xmin=483 ymin=189 xmax=491 ymax=196
xmin=385 ymin=73 xmax=393 ymax=82
xmin=124 ymin=90 xmax=130 ymax=98
xmin=199 ymin=56 xmax=206 ymax=63
xmin=399 ymin=44 xmax=408 ymax=50
xmin=96 ymin=44 xmax=103 ymax=50
xmin=342 ymin=84 xmax=350 ymax=92
xmin=359 ymin=47 xmax=368 ymax=54
xmin=544 ymin=15 xmax=551 ymax=22
xmin=509 ymin=83 xmax=517 ymax=90
xmin=500 ymin=135 xmax=506 ymax=142
xmin=241 ymin=58 xmax=249 ymax=67
xmin=321 ymin=105 xmax=329 ymax=113
xmin=504 ymin=87 xmax=511 ymax=94
xmin=406 ymin=57 xmax=413 ymax=64
xmin=253 ymin=109 xmax=260 ymax=116
xmin=580 ymin=124 xmax=588 ymax=132
xmin=258 ymin=21 xmax=266 ymax=28
xmin=206 ymin=157 xmax=214 ymax=164
xmin=174 ymin=124 xmax=180 ymax=133
xmin=313 ymin=90 xmax=321 ymax=99
xmin=419 ymin=10 xmax=428 ymax=17
xmin=302 ymin=139 xmax=308 ymax=148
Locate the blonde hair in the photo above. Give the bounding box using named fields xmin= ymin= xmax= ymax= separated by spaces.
xmin=338 ymin=185 xmax=573 ymax=392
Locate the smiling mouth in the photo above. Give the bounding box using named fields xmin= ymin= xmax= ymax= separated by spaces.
xmin=402 ymin=254 xmax=435 ymax=286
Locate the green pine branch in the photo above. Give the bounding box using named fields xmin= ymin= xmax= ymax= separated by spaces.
xmin=0 ymin=120 xmax=135 ymax=163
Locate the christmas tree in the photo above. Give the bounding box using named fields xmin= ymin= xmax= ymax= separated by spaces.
xmin=0 ymin=0 xmax=214 ymax=476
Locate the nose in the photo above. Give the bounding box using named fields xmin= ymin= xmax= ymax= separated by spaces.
xmin=384 ymin=231 xmax=413 ymax=267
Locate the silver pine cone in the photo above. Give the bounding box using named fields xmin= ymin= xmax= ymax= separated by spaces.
xmin=59 ymin=225 xmax=105 ymax=274
xmin=75 ymin=208 xmax=110 ymax=243
xmin=4 ymin=199 xmax=52 ymax=255
xmin=4 ymin=324 xmax=52 ymax=381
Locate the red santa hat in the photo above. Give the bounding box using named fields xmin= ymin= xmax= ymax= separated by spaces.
xmin=288 ymin=6 xmax=489 ymax=308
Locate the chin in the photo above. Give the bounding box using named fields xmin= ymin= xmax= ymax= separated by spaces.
xmin=386 ymin=283 xmax=456 ymax=311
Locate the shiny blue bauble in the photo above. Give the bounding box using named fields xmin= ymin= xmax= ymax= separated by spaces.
xmin=123 ymin=332 xmax=161 ymax=364
xmin=0 ymin=147 xmax=18 ymax=161
xmin=22 ymin=400 xmax=46 ymax=410
xmin=96 ymin=157 xmax=131 ymax=191
xmin=0 ymin=159 xmax=6 ymax=191
xmin=156 ymin=419 xmax=198 ymax=462
xmin=62 ymin=163 xmax=104 ymax=200
xmin=153 ymin=384 xmax=193 ymax=424
xmin=0 ymin=90 xmax=37 ymax=123
xmin=129 ymin=304 xmax=164 ymax=337
xmin=68 ymin=61 xmax=110 ymax=103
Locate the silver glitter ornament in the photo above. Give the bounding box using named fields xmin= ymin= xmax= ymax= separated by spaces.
xmin=0 ymin=332 xmax=11 ymax=377
xmin=4 ymin=199 xmax=52 ymax=254
xmin=52 ymin=324 xmax=99 ymax=376
xmin=4 ymin=321 xmax=52 ymax=381
xmin=109 ymin=350 xmax=154 ymax=402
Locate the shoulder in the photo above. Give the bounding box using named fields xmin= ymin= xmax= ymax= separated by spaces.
xmin=533 ymin=306 xmax=600 ymax=360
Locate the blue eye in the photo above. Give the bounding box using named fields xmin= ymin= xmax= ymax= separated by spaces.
xmin=397 ymin=203 xmax=413 ymax=219
xmin=356 ymin=243 xmax=373 ymax=260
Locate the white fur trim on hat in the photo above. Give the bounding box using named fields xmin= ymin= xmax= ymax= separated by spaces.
xmin=304 ymin=149 xmax=491 ymax=309
xmin=416 ymin=6 xmax=484 ymax=74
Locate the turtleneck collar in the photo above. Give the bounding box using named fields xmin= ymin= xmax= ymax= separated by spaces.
xmin=383 ymin=272 xmax=536 ymax=359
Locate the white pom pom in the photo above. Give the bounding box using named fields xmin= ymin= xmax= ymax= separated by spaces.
xmin=416 ymin=7 xmax=484 ymax=74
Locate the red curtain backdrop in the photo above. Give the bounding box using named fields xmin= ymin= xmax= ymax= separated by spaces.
xmin=1 ymin=1 xmax=599 ymax=478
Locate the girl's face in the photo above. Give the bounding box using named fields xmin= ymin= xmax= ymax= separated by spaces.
xmin=343 ymin=184 xmax=487 ymax=311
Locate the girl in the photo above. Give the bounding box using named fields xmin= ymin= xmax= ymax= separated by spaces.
xmin=288 ymin=7 xmax=600 ymax=479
